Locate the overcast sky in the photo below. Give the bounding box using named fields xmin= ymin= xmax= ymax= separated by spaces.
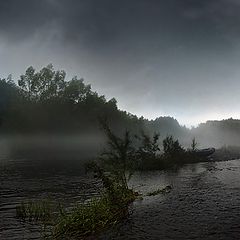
xmin=1 ymin=0 xmax=240 ymax=126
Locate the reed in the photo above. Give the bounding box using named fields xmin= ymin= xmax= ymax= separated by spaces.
xmin=16 ymin=199 xmax=53 ymax=222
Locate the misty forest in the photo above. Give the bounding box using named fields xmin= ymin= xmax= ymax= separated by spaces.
xmin=2 ymin=1 xmax=240 ymax=240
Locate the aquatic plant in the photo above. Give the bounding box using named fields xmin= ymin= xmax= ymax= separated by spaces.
xmin=16 ymin=199 xmax=53 ymax=222
xmin=15 ymin=122 xmax=139 ymax=239
xmin=98 ymin=119 xmax=136 ymax=190
xmin=191 ymin=137 xmax=198 ymax=151
xmin=52 ymin=190 xmax=137 ymax=239
xmin=53 ymin=121 xmax=140 ymax=239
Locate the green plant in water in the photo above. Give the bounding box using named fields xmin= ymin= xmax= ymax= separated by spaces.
xmin=16 ymin=199 xmax=54 ymax=223
xmin=98 ymin=119 xmax=136 ymax=190
xmin=191 ymin=137 xmax=198 ymax=151
xmin=16 ymin=122 xmax=139 ymax=239
xmin=52 ymin=190 xmax=137 ymax=239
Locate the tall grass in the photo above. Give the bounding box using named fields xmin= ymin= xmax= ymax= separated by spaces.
xmin=16 ymin=199 xmax=53 ymax=222
xmin=52 ymin=190 xmax=137 ymax=239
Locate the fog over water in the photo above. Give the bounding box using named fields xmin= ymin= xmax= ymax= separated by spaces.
xmin=0 ymin=134 xmax=105 ymax=164
xmin=2 ymin=149 xmax=240 ymax=240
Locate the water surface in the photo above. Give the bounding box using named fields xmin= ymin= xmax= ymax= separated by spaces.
xmin=102 ymin=160 xmax=240 ymax=240
xmin=1 ymin=140 xmax=240 ymax=239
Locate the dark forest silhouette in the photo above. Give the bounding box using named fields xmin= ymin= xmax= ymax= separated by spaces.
xmin=1 ymin=64 xmax=240 ymax=151
xmin=0 ymin=64 xmax=185 ymax=138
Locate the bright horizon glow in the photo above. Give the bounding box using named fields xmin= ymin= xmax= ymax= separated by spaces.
xmin=117 ymin=105 xmax=240 ymax=128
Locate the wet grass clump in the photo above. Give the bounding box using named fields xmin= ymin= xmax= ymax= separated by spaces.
xmin=16 ymin=189 xmax=137 ymax=239
xmin=16 ymin=199 xmax=53 ymax=222
xmin=53 ymin=189 xmax=137 ymax=239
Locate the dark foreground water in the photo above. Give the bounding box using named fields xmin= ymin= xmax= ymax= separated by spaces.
xmin=102 ymin=160 xmax=240 ymax=240
xmin=1 ymin=145 xmax=240 ymax=239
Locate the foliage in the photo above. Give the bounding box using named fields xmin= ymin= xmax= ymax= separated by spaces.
xmin=18 ymin=64 xmax=66 ymax=101
xmin=135 ymin=132 xmax=161 ymax=170
xmin=0 ymin=64 xmax=145 ymax=134
xmin=162 ymin=135 xmax=185 ymax=164
xmin=48 ymin=121 xmax=138 ymax=239
xmin=52 ymin=190 xmax=136 ymax=239
xmin=14 ymin=122 xmax=212 ymax=239
xmin=16 ymin=199 xmax=54 ymax=223
xmin=16 ymin=179 xmax=137 ymax=239
xmin=191 ymin=137 xmax=198 ymax=151
xmin=136 ymin=132 xmax=160 ymax=159
xmin=15 ymin=120 xmax=139 ymax=239
xmin=97 ymin=120 xmax=136 ymax=189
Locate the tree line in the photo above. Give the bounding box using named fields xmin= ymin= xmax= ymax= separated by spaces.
xmin=0 ymin=64 xmax=146 ymax=134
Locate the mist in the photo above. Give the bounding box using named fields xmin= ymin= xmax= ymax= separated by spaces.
xmin=0 ymin=134 xmax=104 ymax=161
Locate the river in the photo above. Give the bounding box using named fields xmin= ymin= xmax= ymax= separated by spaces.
xmin=1 ymin=139 xmax=240 ymax=239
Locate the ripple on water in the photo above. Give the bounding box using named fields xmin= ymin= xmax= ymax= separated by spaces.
xmin=101 ymin=160 xmax=240 ymax=240
xmin=1 ymin=159 xmax=240 ymax=239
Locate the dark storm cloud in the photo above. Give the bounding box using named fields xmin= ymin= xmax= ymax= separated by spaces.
xmin=0 ymin=0 xmax=236 ymax=46
xmin=1 ymin=0 xmax=240 ymax=126
xmin=0 ymin=0 xmax=57 ymax=40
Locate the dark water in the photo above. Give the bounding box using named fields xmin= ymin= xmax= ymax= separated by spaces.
xmin=0 ymin=137 xmax=102 ymax=239
xmin=103 ymin=161 xmax=240 ymax=240
xmin=1 ymin=141 xmax=240 ymax=239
